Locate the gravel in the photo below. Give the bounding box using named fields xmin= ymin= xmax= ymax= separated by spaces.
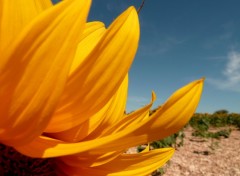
xmin=162 ymin=127 xmax=240 ymax=176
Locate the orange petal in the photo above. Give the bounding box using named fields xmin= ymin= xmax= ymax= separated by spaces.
xmin=0 ymin=0 xmax=52 ymax=50
xmin=83 ymin=74 xmax=129 ymax=140
xmin=16 ymin=79 xmax=203 ymax=157
xmin=45 ymin=6 xmax=140 ymax=132
xmin=56 ymin=148 xmax=174 ymax=176
xmin=44 ymin=21 xmax=106 ymax=133
xmin=68 ymin=21 xmax=106 ymax=76
xmin=0 ymin=0 xmax=91 ymax=146
xmin=15 ymin=98 xmax=153 ymax=157
xmin=59 ymin=150 xmax=122 ymax=168
xmin=48 ymin=75 xmax=128 ymax=142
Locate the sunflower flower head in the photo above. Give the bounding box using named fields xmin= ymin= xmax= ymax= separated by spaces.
xmin=0 ymin=0 xmax=204 ymax=175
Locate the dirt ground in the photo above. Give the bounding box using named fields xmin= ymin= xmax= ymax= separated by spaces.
xmin=162 ymin=127 xmax=240 ymax=176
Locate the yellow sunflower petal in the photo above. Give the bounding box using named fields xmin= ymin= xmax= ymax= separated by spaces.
xmin=49 ymin=75 xmax=128 ymax=142
xmin=84 ymin=74 xmax=128 ymax=140
xmin=96 ymin=78 xmax=204 ymax=152
xmin=44 ymin=21 xmax=106 ymax=133
xmin=60 ymin=150 xmax=122 ymax=168
xmin=0 ymin=0 xmax=52 ymax=50
xmin=142 ymin=78 xmax=204 ymax=140
xmin=57 ymin=148 xmax=174 ymax=176
xmin=100 ymin=92 xmax=155 ymax=136
xmin=68 ymin=21 xmax=106 ymax=76
xmin=0 ymin=0 xmax=91 ymax=146
xmin=45 ymin=6 xmax=140 ymax=132
xmin=15 ymin=79 xmax=203 ymax=157
xmin=48 ymin=97 xmax=113 ymax=142
xmin=15 ymin=97 xmax=153 ymax=157
xmin=141 ymin=143 xmax=150 ymax=153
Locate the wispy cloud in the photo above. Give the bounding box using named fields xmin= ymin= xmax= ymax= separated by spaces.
xmin=207 ymin=56 xmax=226 ymax=61
xmin=207 ymin=51 xmax=240 ymax=92
xmin=219 ymin=31 xmax=233 ymax=40
xmin=139 ymin=36 xmax=186 ymax=56
xmin=106 ymin=2 xmax=128 ymax=13
xmin=203 ymin=21 xmax=235 ymax=49
xmin=127 ymin=96 xmax=149 ymax=104
xmin=220 ymin=21 xmax=235 ymax=40
xmin=126 ymin=96 xmax=150 ymax=113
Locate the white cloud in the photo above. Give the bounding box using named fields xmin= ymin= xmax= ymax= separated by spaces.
xmin=219 ymin=31 xmax=233 ymax=40
xmin=106 ymin=2 xmax=128 ymax=13
xmin=127 ymin=96 xmax=149 ymax=104
xmin=126 ymin=96 xmax=150 ymax=113
xmin=220 ymin=21 xmax=235 ymax=40
xmin=207 ymin=51 xmax=240 ymax=92
xmin=224 ymin=52 xmax=240 ymax=81
xmin=139 ymin=37 xmax=186 ymax=56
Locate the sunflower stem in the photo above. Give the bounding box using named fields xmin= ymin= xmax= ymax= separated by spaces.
xmin=137 ymin=0 xmax=146 ymax=14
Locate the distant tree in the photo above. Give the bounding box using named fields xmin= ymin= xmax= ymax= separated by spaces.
xmin=214 ymin=109 xmax=229 ymax=115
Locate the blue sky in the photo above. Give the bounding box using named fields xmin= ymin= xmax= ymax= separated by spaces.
xmin=54 ymin=0 xmax=240 ymax=113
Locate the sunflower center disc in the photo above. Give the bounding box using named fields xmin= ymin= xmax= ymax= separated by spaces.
xmin=0 ymin=143 xmax=56 ymax=175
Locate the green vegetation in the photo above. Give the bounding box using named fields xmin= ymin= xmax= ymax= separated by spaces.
xmin=150 ymin=110 xmax=240 ymax=175
xmin=190 ymin=111 xmax=240 ymax=129
xmin=151 ymin=130 xmax=184 ymax=149
xmin=192 ymin=128 xmax=231 ymax=139
xmin=151 ymin=110 xmax=240 ymax=150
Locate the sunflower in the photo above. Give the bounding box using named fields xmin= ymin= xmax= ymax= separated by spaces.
xmin=0 ymin=0 xmax=204 ymax=175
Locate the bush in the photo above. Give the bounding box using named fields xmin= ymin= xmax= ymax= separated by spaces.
xmin=151 ymin=130 xmax=184 ymax=149
xmin=192 ymin=129 xmax=231 ymax=139
xmin=190 ymin=112 xmax=240 ymax=129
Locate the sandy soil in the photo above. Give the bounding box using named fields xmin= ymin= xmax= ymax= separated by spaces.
xmin=162 ymin=127 xmax=240 ymax=176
